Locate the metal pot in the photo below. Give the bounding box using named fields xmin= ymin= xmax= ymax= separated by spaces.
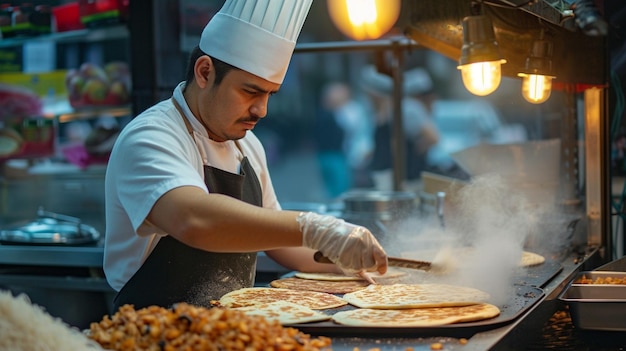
xmin=340 ymin=190 xmax=418 ymax=242
xmin=0 ymin=207 xmax=100 ymax=245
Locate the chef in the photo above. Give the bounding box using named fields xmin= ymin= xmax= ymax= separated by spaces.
xmin=103 ymin=0 xmax=387 ymax=311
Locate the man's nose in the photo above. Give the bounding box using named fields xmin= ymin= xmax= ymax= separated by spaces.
xmin=250 ymin=96 xmax=269 ymax=118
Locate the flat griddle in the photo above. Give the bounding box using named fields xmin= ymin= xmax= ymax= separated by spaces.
xmin=513 ymin=258 xmax=563 ymax=288
xmin=287 ymin=285 xmax=544 ymax=338
xmin=275 ymin=257 xmax=561 ymax=338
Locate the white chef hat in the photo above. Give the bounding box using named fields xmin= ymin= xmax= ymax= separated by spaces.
xmin=404 ymin=67 xmax=433 ymax=96
xmin=199 ymin=0 xmax=313 ymax=84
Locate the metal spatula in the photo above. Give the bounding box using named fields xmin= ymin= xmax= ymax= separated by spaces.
xmin=313 ymin=251 xmax=432 ymax=272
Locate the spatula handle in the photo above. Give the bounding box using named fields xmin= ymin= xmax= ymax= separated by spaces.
xmin=313 ymin=251 xmax=333 ymax=264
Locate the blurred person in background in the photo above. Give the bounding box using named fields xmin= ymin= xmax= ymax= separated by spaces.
xmin=315 ymin=82 xmax=373 ymax=198
xmin=361 ymin=65 xmax=439 ymax=190
xmin=426 ymin=98 xmax=506 ymax=177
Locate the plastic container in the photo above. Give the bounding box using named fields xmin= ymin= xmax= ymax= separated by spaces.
xmin=0 ymin=4 xmax=14 ymax=38
xmin=0 ymin=119 xmax=55 ymax=161
xmin=78 ymin=0 xmax=129 ymax=28
xmin=5 ymin=3 xmax=50 ymax=37
xmin=52 ymin=2 xmax=84 ymax=32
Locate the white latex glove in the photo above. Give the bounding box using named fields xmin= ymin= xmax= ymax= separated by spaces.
xmin=297 ymin=212 xmax=388 ymax=275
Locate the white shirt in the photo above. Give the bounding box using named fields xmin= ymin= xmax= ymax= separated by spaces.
xmin=103 ymin=82 xmax=280 ymax=291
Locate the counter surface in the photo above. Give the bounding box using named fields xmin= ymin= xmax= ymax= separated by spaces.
xmin=0 ymin=242 xmax=289 ymax=272
xmin=0 ymin=243 xmax=105 ymax=267
xmin=0 ymin=243 xmax=288 ymax=294
xmin=0 ymin=243 xmax=615 ymax=350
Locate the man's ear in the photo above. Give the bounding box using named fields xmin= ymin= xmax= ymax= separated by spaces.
xmin=194 ymin=55 xmax=214 ymax=88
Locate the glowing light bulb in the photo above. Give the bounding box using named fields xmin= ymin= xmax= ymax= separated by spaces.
xmin=458 ymin=60 xmax=504 ymax=96
xmin=517 ymin=38 xmax=555 ymax=104
xmin=519 ymin=73 xmax=554 ymax=104
xmin=346 ymin=0 xmax=377 ymax=25
xmin=327 ymin=0 xmax=400 ymax=40
xmin=457 ymin=15 xmax=506 ymax=96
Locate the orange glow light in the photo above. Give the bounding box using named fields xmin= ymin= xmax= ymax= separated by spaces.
xmin=327 ymin=0 xmax=401 ymax=40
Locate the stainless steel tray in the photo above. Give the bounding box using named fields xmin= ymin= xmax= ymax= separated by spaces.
xmin=571 ymin=271 xmax=626 ymax=287
xmin=559 ymin=271 xmax=626 ymax=331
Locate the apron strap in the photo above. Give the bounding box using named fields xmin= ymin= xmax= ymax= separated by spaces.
xmin=172 ymin=98 xmax=194 ymax=136
xmin=171 ymin=97 xmax=246 ymax=156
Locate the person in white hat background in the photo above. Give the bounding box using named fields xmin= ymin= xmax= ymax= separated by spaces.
xmin=362 ymin=65 xmax=440 ymax=190
xmin=103 ymin=0 xmax=387 ymax=311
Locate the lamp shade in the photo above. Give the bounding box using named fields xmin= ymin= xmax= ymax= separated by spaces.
xmin=458 ymin=15 xmax=505 ymax=65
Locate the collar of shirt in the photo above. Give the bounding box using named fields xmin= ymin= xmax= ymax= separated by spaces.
xmin=172 ymin=82 xmax=243 ymax=172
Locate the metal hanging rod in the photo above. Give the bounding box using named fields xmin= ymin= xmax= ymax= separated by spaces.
xmin=294 ymin=37 xmax=422 ymax=54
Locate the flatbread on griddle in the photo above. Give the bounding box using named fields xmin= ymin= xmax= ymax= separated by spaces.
xmin=232 ymin=301 xmax=331 ymax=325
xmin=342 ymin=283 xmax=490 ymax=309
xmin=331 ymin=303 xmax=501 ymax=327
xmin=270 ymin=277 xmax=369 ymax=294
xmin=520 ymin=251 xmax=545 ymax=267
xmin=295 ymin=267 xmax=407 ymax=282
xmin=219 ymin=287 xmax=347 ymax=310
xmin=402 ymin=248 xmax=546 ymax=268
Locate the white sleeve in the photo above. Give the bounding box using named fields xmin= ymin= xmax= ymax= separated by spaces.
xmin=109 ymin=116 xmax=207 ymax=233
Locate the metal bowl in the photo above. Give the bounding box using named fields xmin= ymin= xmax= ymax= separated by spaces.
xmin=0 ymin=217 xmax=100 ymax=245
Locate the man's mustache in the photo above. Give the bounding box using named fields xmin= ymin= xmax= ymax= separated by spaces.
xmin=240 ymin=117 xmax=261 ymax=123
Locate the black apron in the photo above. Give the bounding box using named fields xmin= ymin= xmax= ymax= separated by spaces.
xmin=113 ymin=99 xmax=263 ymax=311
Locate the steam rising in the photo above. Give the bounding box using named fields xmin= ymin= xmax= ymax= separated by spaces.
xmin=388 ymin=174 xmax=558 ymax=305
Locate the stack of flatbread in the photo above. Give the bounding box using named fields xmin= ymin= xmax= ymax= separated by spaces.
xmin=220 ymin=270 xmax=411 ymax=325
xmin=219 ymin=277 xmax=500 ymax=327
xmin=218 ymin=287 xmax=346 ymax=325
xmin=332 ymin=283 xmax=500 ymax=327
xmin=269 ymin=268 xmax=407 ymax=294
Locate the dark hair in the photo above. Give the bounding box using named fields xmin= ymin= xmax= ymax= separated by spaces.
xmin=184 ymin=46 xmax=238 ymax=91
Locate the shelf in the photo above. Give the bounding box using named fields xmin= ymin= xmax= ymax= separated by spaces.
xmin=0 ymin=24 xmax=128 ymax=48
xmin=0 ymin=243 xmax=104 ymax=267
xmin=56 ymin=105 xmax=132 ymax=123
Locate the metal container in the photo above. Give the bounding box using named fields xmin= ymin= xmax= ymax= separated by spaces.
xmin=343 ymin=191 xmax=416 ymax=217
xmin=340 ymin=190 xmax=418 ymax=243
xmin=570 ymin=271 xmax=626 ymax=287
xmin=559 ymin=271 xmax=626 ymax=331
xmin=0 ymin=209 xmax=109 ymax=329
xmin=0 ymin=207 xmax=100 ymax=245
